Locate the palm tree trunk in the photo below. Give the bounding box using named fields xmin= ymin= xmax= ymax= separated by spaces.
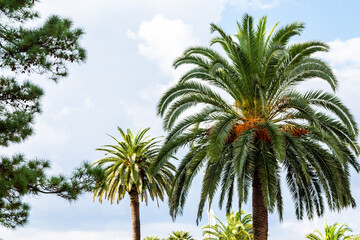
xmin=252 ymin=168 xmax=268 ymax=240
xmin=129 ymin=190 xmax=141 ymax=240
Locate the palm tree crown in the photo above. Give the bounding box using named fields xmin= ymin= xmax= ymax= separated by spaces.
xmin=168 ymin=230 xmax=195 ymax=240
xmin=143 ymin=236 xmax=162 ymax=240
xmin=153 ymin=14 xmax=359 ymax=240
xmin=305 ymin=221 xmax=353 ymax=240
xmin=348 ymin=235 xmax=360 ymax=240
xmin=93 ymin=127 xmax=174 ymax=204
xmin=203 ymin=210 xmax=253 ymax=240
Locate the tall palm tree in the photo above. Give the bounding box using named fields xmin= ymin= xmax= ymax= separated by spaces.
xmin=168 ymin=230 xmax=195 ymax=240
xmin=92 ymin=127 xmax=175 ymax=240
xmin=152 ymin=14 xmax=359 ymax=240
xmin=203 ymin=210 xmax=253 ymax=240
xmin=305 ymin=221 xmax=353 ymax=240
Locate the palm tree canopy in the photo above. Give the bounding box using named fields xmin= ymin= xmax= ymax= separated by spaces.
xmin=143 ymin=236 xmax=162 ymax=240
xmin=153 ymin=14 xmax=360 ymax=222
xmin=305 ymin=221 xmax=353 ymax=240
xmin=168 ymin=230 xmax=195 ymax=240
xmin=348 ymin=235 xmax=360 ymax=240
xmin=92 ymin=127 xmax=175 ymax=204
xmin=203 ymin=210 xmax=253 ymax=240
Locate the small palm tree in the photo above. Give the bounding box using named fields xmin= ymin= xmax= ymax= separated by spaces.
xmin=168 ymin=230 xmax=195 ymax=240
xmin=348 ymin=235 xmax=360 ymax=240
xmin=92 ymin=127 xmax=175 ymax=240
xmin=305 ymin=221 xmax=353 ymax=240
xmin=203 ymin=210 xmax=253 ymax=240
xmin=143 ymin=236 xmax=162 ymax=240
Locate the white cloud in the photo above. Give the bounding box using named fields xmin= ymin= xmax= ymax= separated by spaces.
xmin=126 ymin=29 xmax=137 ymax=40
xmin=130 ymin=0 xmax=281 ymax=24
xmin=35 ymin=0 xmax=121 ymax=20
xmin=315 ymin=38 xmax=360 ymax=107
xmin=126 ymin=14 xmax=200 ymax=113
xmin=56 ymin=97 xmax=98 ymax=118
xmin=0 ymin=229 xmax=130 ymax=240
xmin=3 ymin=118 xmax=70 ymax=155
xmin=130 ymin=0 xmax=227 ymax=25
xmin=322 ymin=38 xmax=360 ymax=67
xmin=134 ymin=14 xmax=200 ymax=77
xmin=278 ymin=218 xmax=323 ymax=239
xmin=84 ymin=97 xmax=96 ymax=109
xmin=125 ymin=102 xmax=163 ymax=134
xmin=229 ymin=0 xmax=280 ymax=9
xmin=272 ymin=207 xmax=360 ymax=240
xmin=33 ymin=121 xmax=70 ymax=145
xmin=0 ymin=222 xmax=202 ymax=240
xmin=57 ymin=106 xmax=73 ymax=117
xmin=125 ymin=15 xmax=212 ymax=131
xmin=36 ymin=0 xmax=227 ymax=30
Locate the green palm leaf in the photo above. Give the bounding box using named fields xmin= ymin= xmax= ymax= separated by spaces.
xmin=305 ymin=221 xmax=353 ymax=240
xmin=203 ymin=210 xmax=253 ymax=240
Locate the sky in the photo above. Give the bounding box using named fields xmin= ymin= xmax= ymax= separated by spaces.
xmin=1 ymin=0 xmax=360 ymax=239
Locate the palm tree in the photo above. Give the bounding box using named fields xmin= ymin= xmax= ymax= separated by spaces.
xmin=348 ymin=235 xmax=360 ymax=240
xmin=203 ymin=210 xmax=253 ymax=240
xmin=305 ymin=221 xmax=353 ymax=240
xmin=143 ymin=236 xmax=162 ymax=240
xmin=152 ymin=14 xmax=359 ymax=240
xmin=168 ymin=230 xmax=194 ymax=240
xmin=92 ymin=127 xmax=175 ymax=240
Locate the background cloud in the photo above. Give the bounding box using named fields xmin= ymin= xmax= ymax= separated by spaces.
xmin=134 ymin=14 xmax=200 ymax=77
xmin=325 ymin=38 xmax=360 ymax=67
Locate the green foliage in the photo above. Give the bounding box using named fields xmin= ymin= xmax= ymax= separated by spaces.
xmin=0 ymin=0 xmax=86 ymax=146
xmin=92 ymin=127 xmax=175 ymax=204
xmin=0 ymin=0 xmax=86 ymax=81
xmin=153 ymin=13 xmax=359 ymax=224
xmin=348 ymin=235 xmax=360 ymax=240
xmin=305 ymin=221 xmax=353 ymax=240
xmin=0 ymin=155 xmax=104 ymax=228
xmin=203 ymin=210 xmax=253 ymax=240
xmin=143 ymin=231 xmax=195 ymax=240
xmin=0 ymin=0 xmax=39 ymax=20
xmin=0 ymin=0 xmax=91 ymax=228
xmin=143 ymin=236 xmax=162 ymax=240
xmin=168 ymin=230 xmax=195 ymax=240
xmin=0 ymin=78 xmax=43 ymax=146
